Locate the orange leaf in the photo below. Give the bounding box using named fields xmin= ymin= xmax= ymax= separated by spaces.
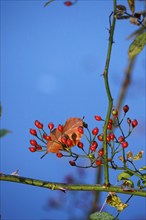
xmin=47 ymin=117 xmax=83 ymax=153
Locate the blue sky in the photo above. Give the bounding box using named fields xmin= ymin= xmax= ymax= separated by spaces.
xmin=1 ymin=0 xmax=146 ymax=219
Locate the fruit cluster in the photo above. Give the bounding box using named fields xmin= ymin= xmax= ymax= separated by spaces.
xmin=29 ymin=105 xmax=138 ymax=168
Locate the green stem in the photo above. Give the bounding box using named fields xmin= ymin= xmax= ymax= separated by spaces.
xmin=103 ymin=0 xmax=117 ymax=185
xmin=0 ymin=174 xmax=146 ymax=197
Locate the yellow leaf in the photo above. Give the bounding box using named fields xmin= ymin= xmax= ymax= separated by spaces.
xmin=139 ymin=166 xmax=146 ymax=171
xmin=106 ymin=193 xmax=128 ymax=212
xmin=133 ymin=150 xmax=144 ymax=161
xmin=117 ymin=203 xmax=128 ymax=212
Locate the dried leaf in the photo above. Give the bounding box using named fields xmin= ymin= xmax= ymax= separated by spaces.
xmin=127 ymin=0 xmax=135 ymax=15
xmin=128 ymin=32 xmax=146 ymax=59
xmin=122 ymin=179 xmax=134 ymax=188
xmin=106 ymin=193 xmax=128 ymax=212
xmin=133 ymin=150 xmax=144 ymax=161
xmin=118 ymin=156 xmax=124 ymax=162
xmin=47 ymin=117 xmax=83 ymax=153
xmin=126 ymin=151 xmax=133 ymax=159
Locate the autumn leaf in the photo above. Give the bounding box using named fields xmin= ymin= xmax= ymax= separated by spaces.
xmin=106 ymin=193 xmax=128 ymax=212
xmin=47 ymin=117 xmax=83 ymax=153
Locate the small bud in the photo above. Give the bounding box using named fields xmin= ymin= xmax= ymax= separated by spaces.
xmin=127 ymin=117 xmax=131 ymax=125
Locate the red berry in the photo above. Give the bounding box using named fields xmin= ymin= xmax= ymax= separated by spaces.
xmin=118 ymin=136 xmax=124 ymax=143
xmin=67 ymin=139 xmax=73 ymax=147
xmin=69 ymin=161 xmax=76 ymax=166
xmin=112 ymin=109 xmax=118 ymax=118
xmin=78 ymin=126 xmax=84 ymax=134
xmin=122 ymin=141 xmax=128 ymax=148
xmin=43 ymin=134 xmax=52 ymax=141
xmin=35 ymin=120 xmax=43 ymax=129
xmin=127 ymin=117 xmax=131 ymax=125
xmin=97 ymin=134 xmax=103 ymax=141
xmin=30 ymin=128 xmax=37 ymax=136
xmin=108 ymin=119 xmax=113 ymax=124
xmin=56 ymin=152 xmax=63 ymax=158
xmin=38 ymin=123 xmax=43 ymax=129
xmin=78 ymin=141 xmax=84 ymax=149
xmin=61 ymin=136 xmax=67 ymax=144
xmin=95 ymin=159 xmax=102 ymax=166
xmin=36 ymin=145 xmax=42 ymax=150
xmin=123 ymin=105 xmax=129 ymax=113
xmin=106 ymin=135 xmax=111 ymax=143
xmin=90 ymin=145 xmax=96 ymax=151
xmin=110 ymin=133 xmax=115 ymax=140
xmin=98 ymin=148 xmax=104 ymax=157
xmin=94 ymin=115 xmax=102 ymax=121
xmin=92 ymin=127 xmax=99 ymax=136
xmin=58 ymin=124 xmax=63 ymax=132
xmin=132 ymin=119 xmax=138 ymax=128
xmin=64 ymin=1 xmax=72 ymax=6
xmin=29 ymin=139 xmax=37 ymax=146
xmin=29 ymin=147 xmax=36 ymax=152
xmin=92 ymin=141 xmax=98 ymax=148
xmin=34 ymin=120 xmax=40 ymax=127
xmin=48 ymin=122 xmax=54 ymax=130
xmin=107 ymin=123 xmax=112 ymax=130
xmin=90 ymin=141 xmax=98 ymax=151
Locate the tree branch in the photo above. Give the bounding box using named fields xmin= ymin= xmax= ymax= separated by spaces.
xmin=1 ymin=173 xmax=146 ymax=197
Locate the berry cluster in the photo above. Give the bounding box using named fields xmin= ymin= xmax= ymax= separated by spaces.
xmin=29 ymin=120 xmax=55 ymax=153
xmin=29 ymin=105 xmax=138 ymax=168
